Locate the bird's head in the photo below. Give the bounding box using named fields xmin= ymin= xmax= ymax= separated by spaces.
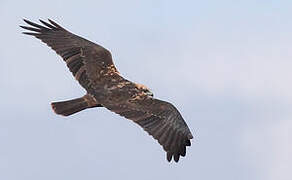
xmin=143 ymin=88 xmax=154 ymax=97
xmin=135 ymin=83 xmax=154 ymax=97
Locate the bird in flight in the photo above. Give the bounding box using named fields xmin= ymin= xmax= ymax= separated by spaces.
xmin=20 ymin=19 xmax=193 ymax=162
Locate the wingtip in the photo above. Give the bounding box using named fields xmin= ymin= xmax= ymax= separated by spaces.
xmin=188 ymin=133 xmax=193 ymax=139
xmin=47 ymin=18 xmax=63 ymax=28
xmin=38 ymin=19 xmax=45 ymax=24
xmin=166 ymin=152 xmax=172 ymax=162
xmin=38 ymin=19 xmax=56 ymax=29
xmin=22 ymin=18 xmax=31 ymax=24
xmin=21 ymin=32 xmax=38 ymax=36
xmin=173 ymin=154 xmax=180 ymax=162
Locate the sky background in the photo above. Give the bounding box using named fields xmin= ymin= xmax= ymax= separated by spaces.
xmin=1 ymin=0 xmax=292 ymax=180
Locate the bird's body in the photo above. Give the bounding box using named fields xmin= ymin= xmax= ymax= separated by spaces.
xmin=21 ymin=19 xmax=193 ymax=162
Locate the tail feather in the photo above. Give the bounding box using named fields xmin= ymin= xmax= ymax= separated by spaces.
xmin=51 ymin=95 xmax=102 ymax=116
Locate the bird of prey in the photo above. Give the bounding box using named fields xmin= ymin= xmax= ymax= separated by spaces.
xmin=20 ymin=19 xmax=193 ymax=162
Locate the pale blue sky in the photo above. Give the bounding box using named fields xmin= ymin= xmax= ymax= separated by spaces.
xmin=1 ymin=0 xmax=292 ymax=180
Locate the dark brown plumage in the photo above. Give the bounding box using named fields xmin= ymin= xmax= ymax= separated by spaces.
xmin=20 ymin=19 xmax=193 ymax=162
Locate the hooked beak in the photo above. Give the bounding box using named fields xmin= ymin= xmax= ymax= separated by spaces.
xmin=146 ymin=91 xmax=154 ymax=97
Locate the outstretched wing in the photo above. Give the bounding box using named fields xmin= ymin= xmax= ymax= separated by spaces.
xmin=105 ymin=97 xmax=193 ymax=162
xmin=20 ymin=19 xmax=116 ymax=91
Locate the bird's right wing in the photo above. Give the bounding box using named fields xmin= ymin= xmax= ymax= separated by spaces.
xmin=20 ymin=19 xmax=117 ymax=91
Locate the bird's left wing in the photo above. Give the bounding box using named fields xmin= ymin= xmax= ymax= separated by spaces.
xmin=105 ymin=97 xmax=193 ymax=162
